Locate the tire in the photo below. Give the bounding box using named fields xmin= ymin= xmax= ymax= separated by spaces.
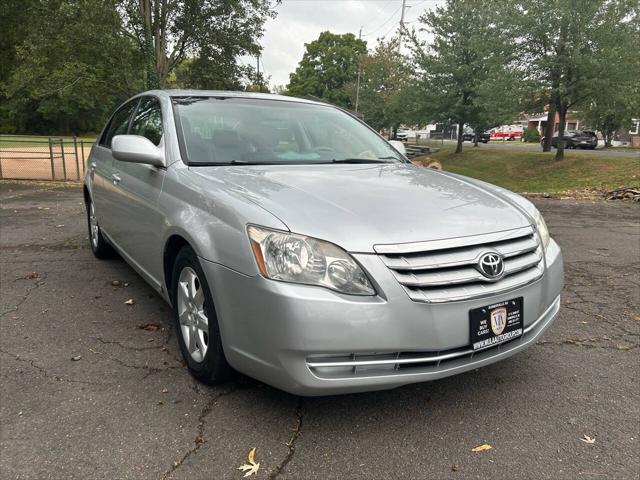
xmin=171 ymin=246 xmax=232 ymax=383
xmin=86 ymin=196 xmax=114 ymax=259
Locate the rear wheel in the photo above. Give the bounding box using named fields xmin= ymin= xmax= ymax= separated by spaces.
xmin=171 ymin=246 xmax=232 ymax=383
xmin=86 ymin=197 xmax=113 ymax=259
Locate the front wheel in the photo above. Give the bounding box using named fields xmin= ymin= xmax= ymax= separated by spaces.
xmin=171 ymin=246 xmax=232 ymax=383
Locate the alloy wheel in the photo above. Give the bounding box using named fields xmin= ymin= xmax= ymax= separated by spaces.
xmin=177 ymin=267 xmax=209 ymax=362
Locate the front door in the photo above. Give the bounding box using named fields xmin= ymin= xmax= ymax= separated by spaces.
xmin=109 ymin=96 xmax=167 ymax=286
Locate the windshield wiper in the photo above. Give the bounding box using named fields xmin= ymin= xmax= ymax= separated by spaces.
xmin=330 ymin=157 xmax=397 ymax=164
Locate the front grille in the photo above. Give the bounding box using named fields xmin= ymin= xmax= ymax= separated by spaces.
xmin=375 ymin=226 xmax=543 ymax=303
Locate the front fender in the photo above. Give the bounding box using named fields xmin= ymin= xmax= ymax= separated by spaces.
xmin=159 ymin=165 xmax=287 ymax=276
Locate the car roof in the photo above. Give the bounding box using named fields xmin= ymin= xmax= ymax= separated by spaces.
xmin=143 ymin=89 xmax=324 ymax=106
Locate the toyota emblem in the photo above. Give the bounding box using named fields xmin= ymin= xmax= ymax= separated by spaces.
xmin=478 ymin=252 xmax=505 ymax=280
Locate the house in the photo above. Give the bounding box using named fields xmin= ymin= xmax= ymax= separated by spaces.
xmin=526 ymin=111 xmax=583 ymax=134
xmin=616 ymin=118 xmax=640 ymax=147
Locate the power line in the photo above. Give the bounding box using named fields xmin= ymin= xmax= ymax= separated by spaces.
xmin=362 ymin=3 xmax=403 ymax=36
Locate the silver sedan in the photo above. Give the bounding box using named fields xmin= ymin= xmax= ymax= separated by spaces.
xmin=84 ymin=90 xmax=563 ymax=395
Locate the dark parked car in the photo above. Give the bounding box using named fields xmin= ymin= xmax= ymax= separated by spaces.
xmin=542 ymin=130 xmax=598 ymax=150
xmin=462 ymin=132 xmax=490 ymax=143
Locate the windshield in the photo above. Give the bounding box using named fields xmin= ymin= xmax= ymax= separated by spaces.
xmin=172 ymin=97 xmax=404 ymax=165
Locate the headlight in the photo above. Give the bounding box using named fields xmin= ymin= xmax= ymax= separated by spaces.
xmin=247 ymin=225 xmax=375 ymax=295
xmin=533 ymin=210 xmax=550 ymax=248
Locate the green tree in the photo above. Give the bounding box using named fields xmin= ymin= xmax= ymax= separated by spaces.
xmin=345 ymin=38 xmax=412 ymax=132
xmin=512 ymin=0 xmax=639 ymax=160
xmin=287 ymin=31 xmax=367 ymax=108
xmin=2 ymin=0 xmax=145 ymax=134
xmin=118 ymin=0 xmax=276 ymax=89
xmin=410 ymin=0 xmax=516 ymax=153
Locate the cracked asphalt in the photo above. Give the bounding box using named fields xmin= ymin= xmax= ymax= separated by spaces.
xmin=1 ymin=181 xmax=638 ymax=480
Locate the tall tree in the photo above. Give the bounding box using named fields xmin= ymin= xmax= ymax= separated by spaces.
xmin=287 ymin=31 xmax=367 ymax=108
xmin=344 ymin=38 xmax=412 ymax=132
xmin=410 ymin=0 xmax=516 ymax=153
xmin=3 ymin=0 xmax=145 ymax=134
xmin=118 ymin=0 xmax=277 ymax=89
xmin=512 ymin=0 xmax=639 ymax=160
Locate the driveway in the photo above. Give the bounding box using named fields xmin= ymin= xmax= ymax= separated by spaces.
xmin=1 ymin=181 xmax=638 ymax=479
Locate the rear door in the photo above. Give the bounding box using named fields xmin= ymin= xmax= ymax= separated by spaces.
xmin=109 ymin=96 xmax=167 ymax=284
xmin=91 ymin=99 xmax=139 ymax=237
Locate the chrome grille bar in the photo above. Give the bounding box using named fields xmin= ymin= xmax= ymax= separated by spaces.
xmin=376 ymin=226 xmax=543 ymax=303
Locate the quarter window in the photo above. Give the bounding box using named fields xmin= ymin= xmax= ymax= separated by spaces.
xmin=130 ymin=97 xmax=163 ymax=146
xmin=100 ymin=99 xmax=139 ymax=148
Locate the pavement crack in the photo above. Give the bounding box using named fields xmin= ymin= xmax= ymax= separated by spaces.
xmin=0 ymin=348 xmax=107 ymax=385
xmin=160 ymin=384 xmax=243 ymax=480
xmin=269 ymin=397 xmax=304 ymax=479
xmin=0 ymin=273 xmax=48 ymax=317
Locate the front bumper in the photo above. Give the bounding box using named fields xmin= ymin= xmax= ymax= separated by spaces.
xmin=201 ymin=240 xmax=563 ymax=396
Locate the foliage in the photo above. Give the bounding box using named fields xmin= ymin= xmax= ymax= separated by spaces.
xmin=344 ymin=38 xmax=413 ymax=131
xmin=1 ymin=0 xmax=276 ymax=135
xmin=2 ymin=0 xmax=145 ymax=135
xmin=522 ymin=127 xmax=541 ymax=143
xmin=511 ymin=0 xmax=640 ymax=160
xmin=117 ymin=0 xmax=277 ymax=89
xmin=287 ymin=31 xmax=367 ymax=108
xmin=410 ymin=0 xmax=518 ymax=153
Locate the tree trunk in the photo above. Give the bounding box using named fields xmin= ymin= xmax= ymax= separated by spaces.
xmin=555 ymin=102 xmax=567 ymax=161
xmin=542 ymin=103 xmax=556 ymax=152
xmin=473 ymin=127 xmax=479 ymax=147
xmin=140 ymin=0 xmax=160 ymax=89
xmin=455 ymin=122 xmax=464 ymax=154
xmin=604 ymin=130 xmax=613 ymax=148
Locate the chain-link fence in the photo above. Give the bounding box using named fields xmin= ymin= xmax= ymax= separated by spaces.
xmin=0 ymin=135 xmax=93 ymax=181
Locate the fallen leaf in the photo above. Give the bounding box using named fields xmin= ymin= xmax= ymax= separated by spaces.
xmin=452 ymin=464 xmax=459 ymax=472
xmin=71 ymin=355 xmax=82 ymax=361
xmin=195 ymin=435 xmax=207 ymax=446
xmin=238 ymin=447 xmax=260 ymax=477
xmin=581 ymin=435 xmax=596 ymax=444
xmin=158 ymin=401 xmax=164 ymax=406
xmin=18 ymin=411 xmax=23 ymax=416
xmin=471 ymin=444 xmax=493 ymax=452
xmin=138 ymin=323 xmax=161 ymax=332
xmin=111 ymin=280 xmax=121 ymax=286
xmin=17 ymin=272 xmax=42 ymax=280
xmin=55 ymin=224 xmax=65 ymax=228
xmin=124 ymin=299 xmax=135 ymax=305
xmin=161 ymin=388 xmax=169 ymax=394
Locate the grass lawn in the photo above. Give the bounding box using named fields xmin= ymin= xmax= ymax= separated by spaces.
xmin=0 ymin=135 xmax=96 ymax=148
xmin=428 ymin=145 xmax=640 ymax=193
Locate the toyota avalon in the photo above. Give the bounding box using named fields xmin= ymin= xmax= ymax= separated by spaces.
xmin=84 ymin=90 xmax=563 ymax=395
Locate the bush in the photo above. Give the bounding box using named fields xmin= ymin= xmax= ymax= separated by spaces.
xmin=522 ymin=127 xmax=541 ymax=143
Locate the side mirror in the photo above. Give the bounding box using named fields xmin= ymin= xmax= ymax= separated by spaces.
xmin=112 ymin=135 xmax=164 ymax=167
xmin=389 ymin=140 xmax=407 ymax=157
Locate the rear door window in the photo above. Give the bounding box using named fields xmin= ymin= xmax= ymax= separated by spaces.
xmin=129 ymin=97 xmax=163 ymax=146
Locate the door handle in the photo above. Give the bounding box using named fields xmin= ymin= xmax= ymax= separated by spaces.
xmin=112 ymin=173 xmax=121 ymax=185
xmin=90 ymin=162 xmax=97 ymax=172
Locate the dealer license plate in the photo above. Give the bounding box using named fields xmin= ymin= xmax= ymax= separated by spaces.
xmin=470 ymin=297 xmax=524 ymax=351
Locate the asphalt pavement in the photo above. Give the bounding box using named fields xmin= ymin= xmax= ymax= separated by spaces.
xmin=1 ymin=182 xmax=638 ymax=479
xmin=431 ymin=140 xmax=640 ymax=158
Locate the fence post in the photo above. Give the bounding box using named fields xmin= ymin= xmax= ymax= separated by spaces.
xmin=80 ymin=140 xmax=86 ymax=166
xmin=48 ymin=137 xmax=55 ymax=180
xmin=73 ymin=136 xmax=80 ymax=180
xmin=59 ymin=139 xmax=67 ymax=180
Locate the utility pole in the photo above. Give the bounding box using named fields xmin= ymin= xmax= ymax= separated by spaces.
xmin=398 ymin=0 xmax=407 ymax=52
xmin=256 ymin=54 xmax=260 ymax=91
xmin=355 ymin=26 xmax=362 ymax=114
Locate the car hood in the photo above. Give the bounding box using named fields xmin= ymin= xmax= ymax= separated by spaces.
xmin=191 ymin=163 xmax=531 ymax=253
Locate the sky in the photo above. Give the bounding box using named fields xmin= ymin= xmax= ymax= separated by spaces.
xmin=242 ymin=0 xmax=444 ymax=88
